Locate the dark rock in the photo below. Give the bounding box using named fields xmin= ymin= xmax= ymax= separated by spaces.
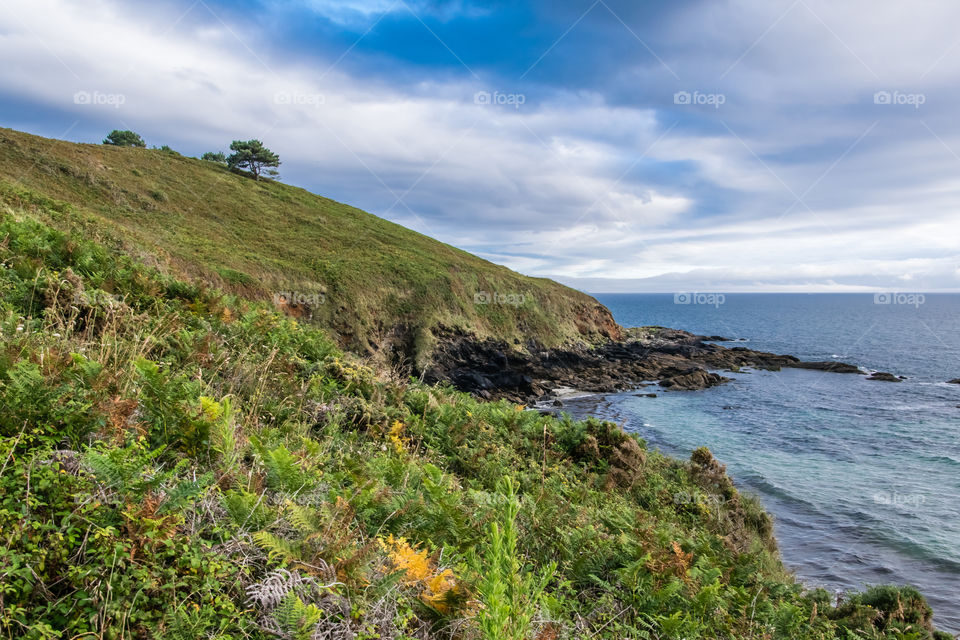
xmin=422 ymin=325 xmax=869 ymax=403
xmin=790 ymin=361 xmax=862 ymax=374
xmin=659 ymin=368 xmax=728 ymax=391
xmin=867 ymin=372 xmax=902 ymax=382
xmin=552 ymin=399 xmax=564 ymax=407
xmin=948 ymin=378 xmax=960 ymax=384
xmin=634 ymin=393 xmax=657 ymax=398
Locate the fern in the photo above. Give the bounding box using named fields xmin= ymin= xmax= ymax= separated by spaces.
xmin=253 ymin=531 xmax=301 ymax=564
xmin=272 ymin=592 xmax=323 ymax=639
xmin=246 ymin=570 xmax=342 ymax=640
xmin=285 ymin=500 xmax=319 ymax=537
xmin=250 ymin=435 xmax=312 ymax=493
xmin=222 ymin=489 xmax=270 ymax=530
xmin=82 ymin=437 xmax=165 ymax=497
xmin=83 ymin=438 xmax=210 ymax=513
xmin=158 ymin=472 xmax=213 ymax=514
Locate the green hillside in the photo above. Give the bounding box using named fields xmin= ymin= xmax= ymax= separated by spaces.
xmin=0 ymin=127 xmax=949 ymax=639
xmin=0 ymin=127 xmax=619 ymax=369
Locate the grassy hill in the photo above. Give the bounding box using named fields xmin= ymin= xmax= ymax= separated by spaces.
xmin=0 ymin=127 xmax=619 ymax=369
xmin=0 ymin=127 xmax=950 ymax=639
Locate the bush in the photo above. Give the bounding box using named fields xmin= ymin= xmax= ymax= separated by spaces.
xmin=201 ymin=151 xmax=226 ymax=164
xmin=103 ymin=129 xmax=146 ymax=147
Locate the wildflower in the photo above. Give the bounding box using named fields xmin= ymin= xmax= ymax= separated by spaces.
xmin=380 ymin=535 xmax=460 ymax=613
xmin=387 ymin=420 xmax=407 ymax=454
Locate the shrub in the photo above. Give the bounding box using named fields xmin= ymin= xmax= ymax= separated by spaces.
xmin=103 ymin=129 xmax=146 ymax=147
xmin=201 ymin=151 xmax=227 ymax=164
xmin=474 ymin=477 xmax=555 ymax=640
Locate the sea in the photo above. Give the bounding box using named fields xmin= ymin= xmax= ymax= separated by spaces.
xmin=554 ymin=293 xmax=960 ymax=632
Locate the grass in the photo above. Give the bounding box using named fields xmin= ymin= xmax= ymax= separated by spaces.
xmin=0 ymin=127 xmax=618 ymax=370
xmin=0 ymin=188 xmax=951 ymax=638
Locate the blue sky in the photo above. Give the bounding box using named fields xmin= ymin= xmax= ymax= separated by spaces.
xmin=2 ymin=0 xmax=959 ymax=291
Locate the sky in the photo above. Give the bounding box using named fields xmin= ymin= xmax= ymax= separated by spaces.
xmin=1 ymin=0 xmax=959 ymax=292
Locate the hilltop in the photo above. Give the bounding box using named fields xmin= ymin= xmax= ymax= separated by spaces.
xmin=0 ymin=127 xmax=619 ymax=371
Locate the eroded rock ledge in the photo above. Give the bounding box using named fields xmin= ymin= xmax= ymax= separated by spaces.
xmin=422 ymin=326 xmax=865 ymax=404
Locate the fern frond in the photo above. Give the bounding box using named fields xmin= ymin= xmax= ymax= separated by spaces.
xmin=253 ymin=531 xmax=299 ymax=563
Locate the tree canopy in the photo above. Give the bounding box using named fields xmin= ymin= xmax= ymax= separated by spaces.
xmin=226 ymin=139 xmax=280 ymax=180
xmin=103 ymin=130 xmax=146 ymax=147
xmin=201 ymin=151 xmax=226 ymax=164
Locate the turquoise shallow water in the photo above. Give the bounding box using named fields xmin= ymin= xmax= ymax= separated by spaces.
xmin=558 ymin=293 xmax=960 ymax=632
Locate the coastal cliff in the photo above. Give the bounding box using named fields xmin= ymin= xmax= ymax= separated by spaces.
xmin=0 ymin=127 xmax=950 ymax=639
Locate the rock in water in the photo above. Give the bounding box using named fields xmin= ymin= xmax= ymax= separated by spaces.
xmin=659 ymin=368 xmax=728 ymax=390
xmin=791 ymin=361 xmax=863 ymax=374
xmin=867 ymin=372 xmax=901 ymax=382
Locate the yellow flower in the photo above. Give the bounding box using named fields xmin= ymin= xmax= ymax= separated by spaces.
xmin=380 ymin=535 xmax=459 ymax=613
xmin=387 ymin=420 xmax=407 ymax=454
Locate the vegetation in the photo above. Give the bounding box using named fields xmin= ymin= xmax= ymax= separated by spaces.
xmin=103 ymin=129 xmax=146 ymax=147
xmin=202 ymin=151 xmax=227 ymax=164
xmin=0 ymin=127 xmax=618 ymax=368
xmin=0 ymin=182 xmax=951 ymax=638
xmin=227 ymin=139 xmax=280 ymax=181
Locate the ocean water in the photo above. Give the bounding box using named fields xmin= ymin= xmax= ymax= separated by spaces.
xmin=557 ymin=293 xmax=960 ymax=632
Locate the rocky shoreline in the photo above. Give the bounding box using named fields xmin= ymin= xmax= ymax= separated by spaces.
xmin=422 ymin=326 xmax=871 ymax=404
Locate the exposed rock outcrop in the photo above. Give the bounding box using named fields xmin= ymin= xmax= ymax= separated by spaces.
xmin=867 ymin=372 xmax=903 ymax=382
xmin=422 ymin=326 xmax=868 ymax=404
